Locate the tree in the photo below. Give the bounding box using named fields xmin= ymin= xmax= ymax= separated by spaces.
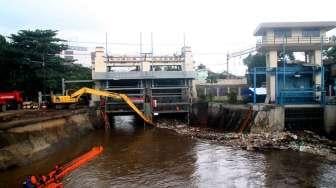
xmin=243 ymin=53 xmax=266 ymax=87
xmin=325 ymin=36 xmax=336 ymax=62
xmin=325 ymin=47 xmax=336 ymax=62
xmin=0 ymin=30 xmax=91 ymax=99
xmin=0 ymin=34 xmax=24 ymax=90
xmin=197 ymin=63 xmax=206 ymax=70
xmin=9 ymin=30 xmax=68 ymax=94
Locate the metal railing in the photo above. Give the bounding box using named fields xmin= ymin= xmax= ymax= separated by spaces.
xmin=248 ymin=66 xmax=326 ymax=105
xmin=93 ymin=71 xmax=195 ymax=80
xmin=257 ymin=36 xmax=336 ymax=46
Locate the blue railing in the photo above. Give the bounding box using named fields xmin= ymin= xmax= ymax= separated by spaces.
xmin=248 ymin=66 xmax=325 ymax=105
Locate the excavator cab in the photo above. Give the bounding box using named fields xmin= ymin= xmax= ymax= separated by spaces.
xmin=51 ymin=95 xmax=78 ymax=109
xmin=51 ymin=95 xmax=78 ymax=104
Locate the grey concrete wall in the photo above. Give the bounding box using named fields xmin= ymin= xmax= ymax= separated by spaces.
xmin=191 ymin=102 xmax=252 ymax=131
xmin=191 ymin=102 xmax=285 ymax=133
xmin=252 ymin=104 xmax=285 ymax=133
xmin=324 ymin=105 xmax=336 ymax=137
xmin=0 ymin=110 xmax=101 ymax=170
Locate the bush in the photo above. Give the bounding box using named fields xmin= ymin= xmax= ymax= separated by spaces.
xmin=228 ymin=91 xmax=237 ymax=104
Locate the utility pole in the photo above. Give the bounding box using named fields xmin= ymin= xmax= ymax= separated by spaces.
xmin=62 ymin=78 xmax=65 ymax=96
xmin=226 ymin=52 xmax=229 ymax=75
xmin=321 ymin=36 xmax=324 ymax=105
xmin=42 ymin=53 xmax=46 ymax=101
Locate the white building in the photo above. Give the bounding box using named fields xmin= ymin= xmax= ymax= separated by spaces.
xmin=254 ymin=21 xmax=336 ymax=104
xmin=60 ymin=46 xmax=92 ymax=67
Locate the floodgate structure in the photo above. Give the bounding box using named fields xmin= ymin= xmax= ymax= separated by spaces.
xmin=91 ymin=46 xmax=195 ymax=122
xmin=252 ymin=21 xmax=336 ymax=134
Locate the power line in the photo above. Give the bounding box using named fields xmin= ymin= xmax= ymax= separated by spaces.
xmin=66 ymin=40 xmax=182 ymax=47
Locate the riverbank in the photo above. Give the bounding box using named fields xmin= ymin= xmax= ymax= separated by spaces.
xmin=157 ymin=120 xmax=336 ymax=161
xmin=0 ymin=109 xmax=102 ymax=170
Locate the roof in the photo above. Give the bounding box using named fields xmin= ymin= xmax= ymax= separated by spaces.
xmin=254 ymin=21 xmax=336 ymax=36
xmin=249 ymin=87 xmax=266 ymax=95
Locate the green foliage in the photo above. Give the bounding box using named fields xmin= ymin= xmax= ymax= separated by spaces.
xmin=243 ymin=53 xmax=266 ymax=70
xmin=197 ymin=64 xmax=206 ymax=70
xmin=0 ymin=30 xmax=91 ymax=99
xmin=227 ymin=91 xmax=237 ymax=104
xmin=206 ymin=72 xmax=218 ymax=83
xmin=243 ymin=53 xmax=266 ymax=87
xmin=325 ymin=46 xmax=336 ymax=62
xmin=325 ymin=36 xmax=336 ymax=62
xmin=198 ymin=94 xmax=206 ymax=102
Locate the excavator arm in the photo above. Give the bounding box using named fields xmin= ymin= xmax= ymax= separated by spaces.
xmin=70 ymin=87 xmax=121 ymax=101
xmin=69 ymin=87 xmax=154 ymax=125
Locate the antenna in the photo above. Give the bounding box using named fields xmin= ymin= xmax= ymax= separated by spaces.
xmin=105 ymin=32 xmax=108 ymax=57
xmin=151 ymin=32 xmax=153 ymax=55
xmin=140 ymin=32 xmax=143 ymax=55
xmin=183 ymin=32 xmax=186 ymax=47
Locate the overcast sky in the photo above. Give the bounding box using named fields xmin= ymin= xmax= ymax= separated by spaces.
xmin=1 ymin=0 xmax=336 ymax=75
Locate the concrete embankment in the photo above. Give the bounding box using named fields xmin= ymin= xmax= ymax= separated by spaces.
xmin=0 ymin=109 xmax=102 ymax=170
xmin=191 ymin=102 xmax=283 ymax=132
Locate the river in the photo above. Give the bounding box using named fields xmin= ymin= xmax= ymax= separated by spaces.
xmin=0 ymin=116 xmax=335 ymax=187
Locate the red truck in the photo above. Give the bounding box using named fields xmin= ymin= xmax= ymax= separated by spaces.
xmin=0 ymin=91 xmax=23 ymax=112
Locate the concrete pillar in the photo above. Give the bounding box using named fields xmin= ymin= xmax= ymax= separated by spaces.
xmin=314 ymin=50 xmax=322 ymax=66
xmin=314 ymin=50 xmax=322 ymax=86
xmin=191 ymin=80 xmax=197 ymax=99
xmin=106 ymin=80 xmax=109 ymax=89
xmin=142 ymin=61 xmax=150 ymax=71
xmin=238 ymin=87 xmax=242 ymax=100
xmin=182 ymin=47 xmax=193 ymax=71
xmin=266 ymin=51 xmax=277 ymax=102
xmin=94 ymin=47 xmax=106 ymax=72
xmin=92 ymin=81 xmax=102 ymax=102
xmin=314 ymin=50 xmax=322 ymax=100
xmin=216 ymin=87 xmax=219 ymax=97
xmin=304 ymin=52 xmax=308 ymax=63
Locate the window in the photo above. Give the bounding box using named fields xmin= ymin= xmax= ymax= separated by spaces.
xmin=274 ymin=29 xmax=291 ymax=38
xmin=150 ymin=65 xmax=182 ymax=71
xmin=64 ymin=50 xmax=74 ymax=55
xmin=107 ymin=66 xmax=139 ymax=72
xmin=64 ymin=56 xmax=74 ymax=61
xmin=302 ymin=29 xmax=320 ymax=37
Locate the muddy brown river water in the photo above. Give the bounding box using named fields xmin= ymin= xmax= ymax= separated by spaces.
xmin=0 ymin=116 xmax=336 ymax=187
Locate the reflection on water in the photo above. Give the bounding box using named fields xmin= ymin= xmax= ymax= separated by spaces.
xmin=193 ymin=143 xmax=266 ymax=187
xmin=0 ymin=115 xmax=335 ymax=187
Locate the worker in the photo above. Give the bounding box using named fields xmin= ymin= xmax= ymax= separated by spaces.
xmin=48 ymin=165 xmax=60 ymax=180
xmin=99 ymin=97 xmax=105 ymax=110
xmin=22 ymin=176 xmax=35 ymax=188
xmin=27 ymin=175 xmax=39 ymax=187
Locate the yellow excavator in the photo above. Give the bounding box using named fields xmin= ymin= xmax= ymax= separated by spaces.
xmin=51 ymin=87 xmax=153 ymax=125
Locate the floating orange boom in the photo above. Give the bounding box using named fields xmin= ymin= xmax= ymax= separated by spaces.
xmin=24 ymin=146 xmax=103 ymax=188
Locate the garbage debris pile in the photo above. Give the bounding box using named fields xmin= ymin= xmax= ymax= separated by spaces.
xmin=157 ymin=120 xmax=336 ymax=161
